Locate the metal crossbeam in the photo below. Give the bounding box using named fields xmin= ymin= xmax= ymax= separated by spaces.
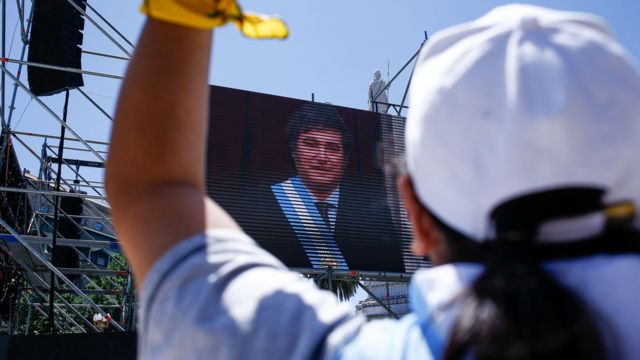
xmin=0 ymin=0 xmax=137 ymax=335
xmin=2 ymin=58 xmax=124 ymax=80
xmin=294 ymin=267 xmax=412 ymax=283
xmin=0 ymin=219 xmax=125 ymax=331
xmin=354 ymin=278 xmax=400 ymax=319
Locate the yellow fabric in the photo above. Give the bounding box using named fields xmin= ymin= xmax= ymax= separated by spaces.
xmin=140 ymin=0 xmax=288 ymax=39
xmin=235 ymin=12 xmax=289 ymax=39
xmin=606 ymin=202 xmax=636 ymax=222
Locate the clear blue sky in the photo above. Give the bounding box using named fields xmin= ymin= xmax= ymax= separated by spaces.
xmin=3 ymin=0 xmax=639 ymax=179
xmin=212 ymin=0 xmax=640 ymax=109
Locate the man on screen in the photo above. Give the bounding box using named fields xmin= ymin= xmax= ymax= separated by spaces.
xmin=264 ymin=103 xmax=405 ymax=272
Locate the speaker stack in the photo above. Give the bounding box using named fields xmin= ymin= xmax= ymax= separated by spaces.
xmin=27 ymin=0 xmax=87 ymax=96
xmin=52 ymin=192 xmax=85 ymax=274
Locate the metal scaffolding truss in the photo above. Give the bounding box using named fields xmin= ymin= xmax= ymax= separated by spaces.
xmin=0 ymin=0 xmax=134 ymax=334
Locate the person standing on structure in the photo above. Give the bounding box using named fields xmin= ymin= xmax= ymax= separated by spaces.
xmin=368 ymin=70 xmax=389 ymax=113
xmin=106 ymin=1 xmax=640 ymax=359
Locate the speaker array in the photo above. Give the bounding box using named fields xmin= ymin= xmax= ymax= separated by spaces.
xmin=52 ymin=193 xmax=85 ymax=275
xmin=27 ymin=0 xmax=86 ymax=96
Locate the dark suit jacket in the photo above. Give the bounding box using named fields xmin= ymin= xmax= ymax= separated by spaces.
xmin=223 ymin=180 xmax=405 ymax=272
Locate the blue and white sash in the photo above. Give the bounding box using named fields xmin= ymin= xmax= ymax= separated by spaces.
xmin=271 ymin=177 xmax=348 ymax=270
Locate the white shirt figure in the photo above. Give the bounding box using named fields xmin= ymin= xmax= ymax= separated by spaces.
xmin=368 ymin=70 xmax=389 ymax=113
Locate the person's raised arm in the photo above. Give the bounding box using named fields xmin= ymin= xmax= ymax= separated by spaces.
xmin=105 ymin=20 xmax=239 ymax=286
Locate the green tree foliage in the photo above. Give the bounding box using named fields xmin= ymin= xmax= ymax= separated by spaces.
xmin=314 ymin=276 xmax=358 ymax=302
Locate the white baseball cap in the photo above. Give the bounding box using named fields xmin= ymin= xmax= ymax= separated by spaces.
xmin=405 ymin=4 xmax=640 ymax=242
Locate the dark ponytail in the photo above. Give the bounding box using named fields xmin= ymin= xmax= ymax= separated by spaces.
xmin=442 ymin=244 xmax=606 ymax=359
xmin=435 ymin=188 xmax=611 ymax=359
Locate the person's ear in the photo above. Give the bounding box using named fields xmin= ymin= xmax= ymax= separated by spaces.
xmin=397 ymin=175 xmax=441 ymax=257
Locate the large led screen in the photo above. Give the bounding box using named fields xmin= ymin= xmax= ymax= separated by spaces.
xmin=206 ymin=85 xmax=429 ymax=273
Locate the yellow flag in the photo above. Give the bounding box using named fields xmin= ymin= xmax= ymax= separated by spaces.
xmin=235 ymin=12 xmax=289 ymax=39
xmin=141 ymin=0 xmax=288 ymax=39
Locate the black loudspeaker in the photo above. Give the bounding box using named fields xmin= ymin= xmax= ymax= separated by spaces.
xmin=58 ymin=193 xmax=83 ymax=239
xmin=27 ymin=0 xmax=86 ymax=96
xmin=52 ymin=192 xmax=84 ymax=272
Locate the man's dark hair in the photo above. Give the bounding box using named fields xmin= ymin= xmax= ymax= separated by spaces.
xmin=285 ymin=103 xmax=353 ymax=159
